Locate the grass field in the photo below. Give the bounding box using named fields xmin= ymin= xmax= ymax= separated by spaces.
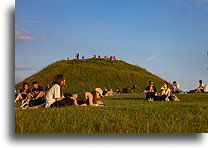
xmin=15 ymin=93 xmax=208 ymax=133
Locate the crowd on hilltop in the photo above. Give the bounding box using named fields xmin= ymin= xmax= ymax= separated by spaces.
xmin=66 ymin=53 xmax=117 ymax=61
xmin=15 ymin=75 xmax=208 ymax=109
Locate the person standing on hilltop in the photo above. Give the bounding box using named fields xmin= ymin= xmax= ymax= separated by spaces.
xmin=144 ymin=81 xmax=157 ymax=101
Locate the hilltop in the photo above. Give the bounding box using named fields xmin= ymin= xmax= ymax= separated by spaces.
xmin=15 ymin=58 xmax=169 ymax=93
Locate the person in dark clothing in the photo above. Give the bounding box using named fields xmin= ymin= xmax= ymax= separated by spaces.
xmin=116 ymin=88 xmax=121 ymax=94
xmin=28 ymin=81 xmax=46 ymax=107
xmin=102 ymin=88 xmax=108 ymax=96
xmin=144 ymin=81 xmax=157 ymax=101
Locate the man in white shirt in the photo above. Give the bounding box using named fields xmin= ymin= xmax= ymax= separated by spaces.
xmin=196 ymin=80 xmax=204 ymax=92
xmin=172 ymin=81 xmax=180 ymax=93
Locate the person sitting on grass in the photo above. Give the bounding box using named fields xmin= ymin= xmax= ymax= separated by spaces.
xmin=160 ymin=82 xmax=180 ymax=102
xmin=102 ymin=88 xmax=108 ymax=96
xmin=172 ymin=81 xmax=180 ymax=93
xmin=116 ymin=88 xmax=121 ymax=94
xmin=29 ymin=81 xmax=46 ymax=106
xmin=144 ymin=81 xmax=157 ymax=101
xmin=45 ymin=83 xmax=51 ymax=94
xmin=45 ymin=74 xmax=78 ymax=108
xmin=15 ymin=82 xmax=32 ymax=104
xmin=196 ymin=80 xmax=204 ymax=93
xmin=107 ymin=88 xmax=114 ymax=96
xmin=25 ymin=74 xmax=78 ymax=109
xmin=20 ymin=81 xmax=46 ymax=108
xmin=72 ymin=88 xmax=105 ymax=106
xmin=160 ymin=82 xmax=172 ymax=101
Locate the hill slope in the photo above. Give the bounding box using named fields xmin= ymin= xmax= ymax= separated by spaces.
xmin=16 ymin=59 xmax=169 ymax=93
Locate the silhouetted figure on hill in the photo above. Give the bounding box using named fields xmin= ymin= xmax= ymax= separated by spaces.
xmin=92 ymin=55 xmax=96 ymax=59
xmin=104 ymin=56 xmax=109 ymax=60
xmin=75 ymin=53 xmax=79 ymax=59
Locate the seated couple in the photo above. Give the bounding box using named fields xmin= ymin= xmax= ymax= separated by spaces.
xmin=144 ymin=81 xmax=180 ymax=102
xmin=25 ymin=74 xmax=105 ymax=109
xmin=15 ymin=81 xmax=45 ymax=108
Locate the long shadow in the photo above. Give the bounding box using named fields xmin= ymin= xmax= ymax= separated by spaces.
xmin=109 ymin=97 xmax=145 ymax=101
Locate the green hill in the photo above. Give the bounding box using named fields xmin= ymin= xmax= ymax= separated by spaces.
xmin=15 ymin=58 xmax=169 ymax=93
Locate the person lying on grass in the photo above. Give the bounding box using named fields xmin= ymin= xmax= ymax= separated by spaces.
xmin=71 ymin=88 xmax=105 ymax=106
xmin=23 ymin=74 xmax=78 ymax=109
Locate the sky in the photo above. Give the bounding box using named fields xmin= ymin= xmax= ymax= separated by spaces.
xmin=15 ymin=0 xmax=208 ymax=91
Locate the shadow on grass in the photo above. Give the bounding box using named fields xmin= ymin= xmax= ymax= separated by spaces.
xmin=109 ymin=97 xmax=145 ymax=101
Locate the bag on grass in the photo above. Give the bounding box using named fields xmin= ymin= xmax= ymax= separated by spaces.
xmin=203 ymin=84 xmax=208 ymax=93
xmin=172 ymin=95 xmax=180 ymax=102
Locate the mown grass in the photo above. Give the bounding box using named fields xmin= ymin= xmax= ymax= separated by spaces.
xmin=15 ymin=93 xmax=208 ymax=133
xmin=15 ymin=59 xmax=169 ymax=93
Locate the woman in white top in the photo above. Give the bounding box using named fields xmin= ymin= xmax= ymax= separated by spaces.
xmin=27 ymin=74 xmax=78 ymax=109
xmin=160 ymin=82 xmax=171 ymax=101
xmin=45 ymin=74 xmax=78 ymax=108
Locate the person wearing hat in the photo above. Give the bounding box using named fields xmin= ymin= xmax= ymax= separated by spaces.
xmin=72 ymin=88 xmax=104 ymax=106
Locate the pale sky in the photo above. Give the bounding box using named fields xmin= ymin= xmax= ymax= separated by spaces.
xmin=15 ymin=0 xmax=208 ymax=91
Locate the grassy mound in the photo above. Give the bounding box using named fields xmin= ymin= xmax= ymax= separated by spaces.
xmin=15 ymin=58 xmax=169 ymax=93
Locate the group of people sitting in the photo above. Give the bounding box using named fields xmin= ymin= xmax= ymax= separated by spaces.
xmin=102 ymin=88 xmax=121 ymax=96
xmin=103 ymin=56 xmax=116 ymax=61
xmin=144 ymin=81 xmax=180 ymax=102
xmin=15 ymin=76 xmax=207 ymax=108
xmin=15 ymin=74 xmax=105 ymax=109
